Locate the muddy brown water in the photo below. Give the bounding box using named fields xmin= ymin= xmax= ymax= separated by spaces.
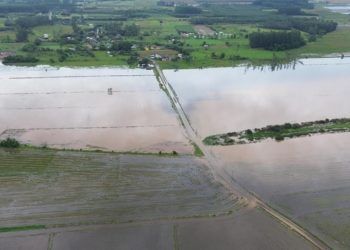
xmin=164 ymin=57 xmax=350 ymax=249
xmin=0 ymin=66 xmax=191 ymax=153
xmin=164 ymin=57 xmax=350 ymax=136
xmin=1 ymin=58 xmax=349 ymax=248
xmin=212 ymin=133 xmax=350 ymax=249
xmin=0 ymin=208 xmax=316 ymax=250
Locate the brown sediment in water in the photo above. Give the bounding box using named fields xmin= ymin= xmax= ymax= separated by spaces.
xmin=164 ymin=58 xmax=350 ymax=249
xmin=164 ymin=57 xmax=350 ymax=137
xmin=0 ymin=66 xmax=192 ymax=153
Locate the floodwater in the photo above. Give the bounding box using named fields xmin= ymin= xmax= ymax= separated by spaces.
xmin=0 ymin=209 xmax=315 ymax=250
xmin=164 ymin=57 xmax=350 ymax=137
xmin=0 ymin=66 xmax=191 ymax=153
xmin=325 ymin=5 xmax=350 ymax=14
xmin=165 ymin=57 xmax=350 ymax=249
xmin=212 ymin=134 xmax=350 ymax=249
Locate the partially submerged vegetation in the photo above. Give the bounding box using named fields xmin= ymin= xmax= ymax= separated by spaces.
xmin=192 ymin=142 xmax=205 ymax=157
xmin=0 ymin=147 xmax=237 ymax=228
xmin=0 ymin=225 xmax=45 ymax=233
xmin=0 ymin=138 xmax=20 ymax=148
xmin=203 ymin=118 xmax=350 ymax=146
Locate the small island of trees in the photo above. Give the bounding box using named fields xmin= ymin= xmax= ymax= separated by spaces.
xmin=203 ymin=118 xmax=350 ymax=146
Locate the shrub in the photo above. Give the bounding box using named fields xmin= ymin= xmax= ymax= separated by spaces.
xmin=3 ymin=55 xmax=39 ymax=64
xmin=245 ymin=129 xmax=253 ymax=135
xmin=275 ymin=135 xmax=285 ymax=141
xmin=0 ymin=138 xmax=20 ymax=148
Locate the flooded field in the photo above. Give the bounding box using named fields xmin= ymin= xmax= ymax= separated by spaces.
xmin=0 ymin=148 xmax=236 ymax=228
xmin=213 ymin=134 xmax=350 ymax=249
xmin=0 ymin=66 xmax=191 ymax=154
xmin=0 ymin=208 xmax=315 ymax=250
xmin=165 ymin=58 xmax=350 ymax=249
xmin=1 ymin=58 xmax=349 ymax=249
xmin=164 ymin=57 xmax=350 ymax=137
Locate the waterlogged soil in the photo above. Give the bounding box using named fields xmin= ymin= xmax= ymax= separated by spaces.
xmin=212 ymin=133 xmax=350 ymax=250
xmin=0 ymin=66 xmax=191 ymax=154
xmin=164 ymin=57 xmax=350 ymax=137
xmin=0 ymin=148 xmax=236 ymax=228
xmin=0 ymin=209 xmax=316 ymax=250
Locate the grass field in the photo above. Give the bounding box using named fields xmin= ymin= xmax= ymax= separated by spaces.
xmin=292 ymin=26 xmax=350 ymax=56
xmin=0 ymin=225 xmax=45 ymax=233
xmin=30 ymin=25 xmax=73 ymax=42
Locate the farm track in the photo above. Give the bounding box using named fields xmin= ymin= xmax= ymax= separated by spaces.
xmin=154 ymin=63 xmax=330 ymax=250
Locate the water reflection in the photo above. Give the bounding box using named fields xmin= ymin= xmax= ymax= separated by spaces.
xmin=212 ymin=133 xmax=350 ymax=249
xmin=165 ymin=57 xmax=350 ymax=136
xmin=165 ymin=57 xmax=350 ymax=249
xmin=0 ymin=66 xmax=191 ymax=153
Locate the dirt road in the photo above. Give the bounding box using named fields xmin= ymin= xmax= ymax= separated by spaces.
xmin=154 ymin=63 xmax=330 ymax=250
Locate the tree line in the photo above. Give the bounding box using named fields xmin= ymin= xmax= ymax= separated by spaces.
xmin=249 ymin=30 xmax=306 ymax=50
xmin=263 ymin=18 xmax=337 ymax=35
xmin=253 ymin=0 xmax=313 ymax=10
xmin=0 ymin=1 xmax=75 ymax=13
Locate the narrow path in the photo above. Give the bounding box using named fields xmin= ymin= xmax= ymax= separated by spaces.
xmin=154 ymin=63 xmax=330 ymax=250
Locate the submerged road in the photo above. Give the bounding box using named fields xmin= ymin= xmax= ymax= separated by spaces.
xmin=154 ymin=63 xmax=330 ymax=250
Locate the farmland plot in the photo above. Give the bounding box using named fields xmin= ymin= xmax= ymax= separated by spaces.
xmin=0 ymin=66 xmax=191 ymax=154
xmin=0 ymin=208 xmax=315 ymax=250
xmin=0 ymin=148 xmax=236 ymax=228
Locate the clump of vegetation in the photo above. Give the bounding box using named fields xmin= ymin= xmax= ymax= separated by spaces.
xmin=175 ymin=5 xmax=202 ymax=15
xmin=203 ymin=118 xmax=350 ymax=146
xmin=3 ymin=55 xmax=39 ymax=64
xmin=192 ymin=142 xmax=204 ymax=157
xmin=254 ymin=0 xmax=313 ymax=9
xmin=0 ymin=225 xmax=45 ymax=233
xmin=263 ymin=18 xmax=337 ymax=36
xmin=249 ymin=31 xmax=305 ymax=50
xmin=0 ymin=138 xmax=20 ymax=148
